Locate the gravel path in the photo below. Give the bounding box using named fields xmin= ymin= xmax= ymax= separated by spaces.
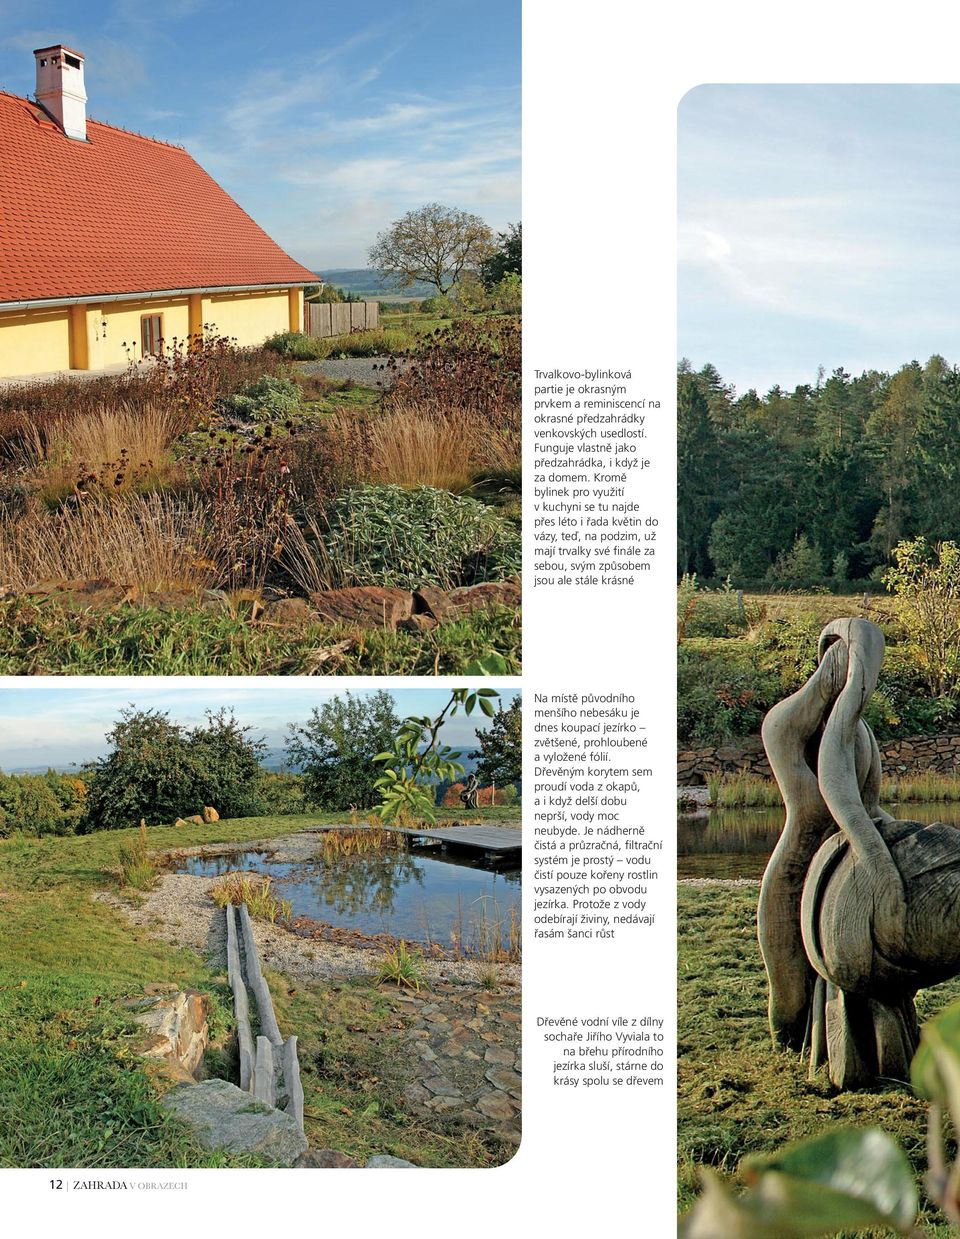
xmin=296 ymin=358 xmax=411 ymax=388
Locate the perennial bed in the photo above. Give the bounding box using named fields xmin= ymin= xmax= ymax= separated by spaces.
xmin=0 ymin=317 xmax=521 ymax=675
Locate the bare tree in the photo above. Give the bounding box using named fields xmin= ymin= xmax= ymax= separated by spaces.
xmin=368 ymin=203 xmax=493 ymax=295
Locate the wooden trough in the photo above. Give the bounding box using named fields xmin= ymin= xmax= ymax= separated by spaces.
xmin=224 ymin=902 xmax=304 ymax=1131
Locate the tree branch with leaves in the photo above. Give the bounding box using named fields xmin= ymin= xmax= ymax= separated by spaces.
xmin=373 ymin=688 xmax=500 ymax=822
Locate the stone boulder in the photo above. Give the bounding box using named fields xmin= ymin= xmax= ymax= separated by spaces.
xmin=138 ymin=589 xmax=201 ymax=613
xmin=365 ymin=1154 xmax=417 ymax=1168
xmin=161 ymin=1079 xmax=308 ymax=1165
xmin=308 ymin=587 xmax=414 ymax=631
xmin=446 ymin=581 xmax=521 ymax=616
xmin=132 ymin=989 xmax=208 ymax=1079
xmin=397 ymin=614 xmax=438 ymax=634
xmin=23 ymin=578 xmax=139 ymax=611
xmin=412 ymin=586 xmax=457 ymax=624
xmin=261 ymin=597 xmax=315 ymax=627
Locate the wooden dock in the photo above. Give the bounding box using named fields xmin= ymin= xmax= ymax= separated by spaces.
xmin=298 ymin=821 xmax=522 ymax=859
xmin=382 ymin=824 xmax=522 ymax=858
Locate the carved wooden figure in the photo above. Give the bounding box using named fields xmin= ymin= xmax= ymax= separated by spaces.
xmin=759 ymin=618 xmax=960 ymax=1088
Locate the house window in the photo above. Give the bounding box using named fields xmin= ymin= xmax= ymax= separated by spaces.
xmin=140 ymin=314 xmax=163 ymax=357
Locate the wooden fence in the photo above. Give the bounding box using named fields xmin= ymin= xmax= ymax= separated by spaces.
xmin=303 ymin=300 xmax=379 ymax=338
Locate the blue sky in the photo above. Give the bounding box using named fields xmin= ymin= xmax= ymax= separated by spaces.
xmin=679 ymin=85 xmax=960 ymax=396
xmin=0 ymin=0 xmax=520 ymax=269
xmin=0 ymin=682 xmax=519 ymax=770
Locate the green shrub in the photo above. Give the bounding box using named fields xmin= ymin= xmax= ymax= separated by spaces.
xmin=376 ymin=940 xmax=424 ymax=990
xmin=0 ymin=773 xmax=67 ymax=836
xmin=225 ymin=375 xmax=302 ymax=421
xmin=677 ymin=575 xmax=750 ymax=639
xmin=263 ymin=331 xmax=327 ymax=360
xmin=867 ymin=645 xmax=959 ymax=739
xmin=492 ymin=273 xmax=522 ymax=314
xmin=680 ymin=614 xmax=960 ymax=744
xmin=678 ymin=646 xmax=779 ymax=744
xmin=419 ymin=295 xmax=455 ymax=317
xmin=42 ymin=771 xmax=87 ymax=831
xmin=255 ymin=771 xmax=307 ymax=815
xmin=764 ymin=534 xmax=828 ymax=591
xmin=117 ymin=825 xmax=158 ymax=890
xmin=752 ymin=613 xmax=822 ymax=687
xmin=322 ymin=485 xmax=521 ymax=589
xmin=263 ymin=328 xmax=415 ymax=360
xmin=321 ymin=328 xmax=415 ymax=357
xmin=80 ymin=707 xmax=265 ymax=832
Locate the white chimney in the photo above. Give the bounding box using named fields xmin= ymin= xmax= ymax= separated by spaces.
xmin=34 ymin=44 xmax=87 ymax=141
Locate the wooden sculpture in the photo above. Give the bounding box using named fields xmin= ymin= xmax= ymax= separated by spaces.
xmin=759 ymin=617 xmax=960 ymax=1088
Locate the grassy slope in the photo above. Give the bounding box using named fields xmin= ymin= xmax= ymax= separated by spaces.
xmin=679 ymin=884 xmax=960 ymax=1235
xmin=0 ymin=813 xmax=516 ymax=1169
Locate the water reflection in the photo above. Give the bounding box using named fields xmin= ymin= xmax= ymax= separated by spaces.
xmin=679 ymin=802 xmax=960 ymax=880
xmin=179 ymin=847 xmax=522 ymax=948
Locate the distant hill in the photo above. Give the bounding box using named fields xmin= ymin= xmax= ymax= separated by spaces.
xmin=318 ymin=268 xmax=436 ymax=301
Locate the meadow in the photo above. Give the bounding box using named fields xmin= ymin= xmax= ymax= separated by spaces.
xmin=677 ymin=586 xmax=951 ymax=746
xmin=0 ymin=315 xmax=521 ymax=675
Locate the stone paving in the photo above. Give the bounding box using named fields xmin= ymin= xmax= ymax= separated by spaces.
xmin=384 ymin=981 xmax=521 ymax=1147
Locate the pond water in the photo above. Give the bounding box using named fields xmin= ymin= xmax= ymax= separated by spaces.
xmin=679 ymin=802 xmax=960 ymax=880
xmin=179 ymin=847 xmax=521 ymax=951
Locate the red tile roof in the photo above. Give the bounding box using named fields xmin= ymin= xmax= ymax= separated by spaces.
xmin=0 ymin=91 xmax=317 ymax=303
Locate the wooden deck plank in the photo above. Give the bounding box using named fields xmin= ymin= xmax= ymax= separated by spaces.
xmin=382 ymin=824 xmax=522 ymax=853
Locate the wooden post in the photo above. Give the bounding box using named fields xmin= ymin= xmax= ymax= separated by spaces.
xmin=282 ymin=1036 xmax=305 ymax=1130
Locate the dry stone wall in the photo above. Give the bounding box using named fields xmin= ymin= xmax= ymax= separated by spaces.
xmin=678 ymin=732 xmax=960 ymax=784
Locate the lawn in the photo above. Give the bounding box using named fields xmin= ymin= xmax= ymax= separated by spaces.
xmin=0 ymin=812 xmax=518 ymax=1169
xmin=679 ymin=883 xmax=960 ymax=1235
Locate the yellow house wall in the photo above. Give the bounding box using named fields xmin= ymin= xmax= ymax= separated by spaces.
xmin=202 ymin=290 xmax=290 ymax=344
xmin=0 ymin=288 xmax=298 ymax=379
xmin=0 ymin=308 xmax=71 ymax=378
xmin=92 ymin=298 xmax=192 ymax=368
